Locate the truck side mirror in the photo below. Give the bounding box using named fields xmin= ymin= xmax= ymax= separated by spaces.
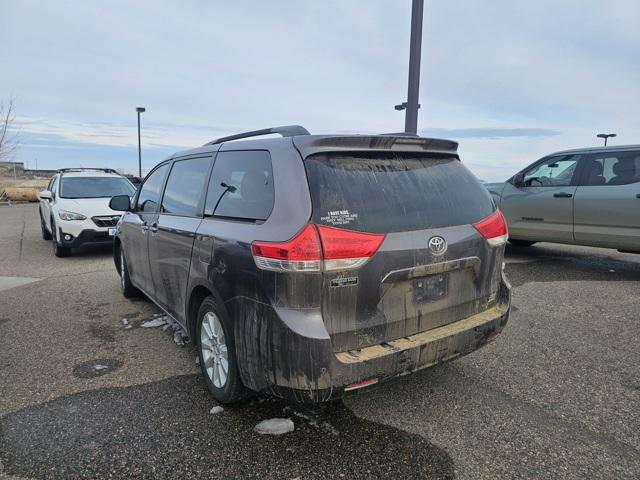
xmin=512 ymin=173 xmax=525 ymax=188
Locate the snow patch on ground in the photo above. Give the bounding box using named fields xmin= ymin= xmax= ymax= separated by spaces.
xmin=209 ymin=406 xmax=224 ymax=414
xmin=141 ymin=317 xmax=168 ymax=328
xmin=254 ymin=418 xmax=295 ymax=435
xmin=137 ymin=314 xmax=189 ymax=345
xmin=93 ymin=364 xmax=110 ymax=371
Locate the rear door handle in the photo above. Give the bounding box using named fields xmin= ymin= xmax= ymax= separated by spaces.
xmin=636 ymin=194 xmax=640 ymax=199
xmin=553 ymin=192 xmax=573 ymax=198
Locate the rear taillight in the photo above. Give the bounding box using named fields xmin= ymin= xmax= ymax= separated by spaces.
xmin=317 ymin=225 xmax=385 ymax=271
xmin=473 ymin=210 xmax=508 ymax=247
xmin=251 ymin=224 xmax=385 ymax=272
xmin=251 ymin=224 xmax=321 ymax=272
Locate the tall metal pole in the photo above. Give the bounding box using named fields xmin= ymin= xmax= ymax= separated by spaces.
xmin=136 ymin=107 xmax=146 ymax=177
xmin=137 ymin=112 xmax=142 ymax=177
xmin=405 ymin=0 xmax=424 ymax=135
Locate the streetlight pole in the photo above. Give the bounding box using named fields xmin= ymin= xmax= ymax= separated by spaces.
xmin=596 ymin=133 xmax=616 ymax=146
xmin=136 ymin=107 xmax=146 ymax=177
xmin=395 ymin=0 xmax=424 ymax=135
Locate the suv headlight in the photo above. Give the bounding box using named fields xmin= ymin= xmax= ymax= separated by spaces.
xmin=58 ymin=210 xmax=87 ymax=221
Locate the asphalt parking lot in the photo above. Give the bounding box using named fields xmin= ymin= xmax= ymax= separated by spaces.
xmin=1 ymin=203 xmax=639 ymax=479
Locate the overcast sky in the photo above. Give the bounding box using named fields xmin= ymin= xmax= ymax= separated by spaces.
xmin=2 ymin=0 xmax=639 ymax=180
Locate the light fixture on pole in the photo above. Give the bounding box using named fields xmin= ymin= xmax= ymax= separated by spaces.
xmin=136 ymin=107 xmax=146 ymax=177
xmin=596 ymin=133 xmax=616 ymax=146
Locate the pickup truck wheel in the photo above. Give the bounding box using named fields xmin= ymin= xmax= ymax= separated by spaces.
xmin=509 ymin=239 xmax=537 ymax=247
xmin=197 ymin=296 xmax=246 ymax=404
xmin=51 ymin=220 xmax=71 ymax=257
xmin=40 ymin=212 xmax=52 ymax=240
xmin=119 ymin=248 xmax=140 ymax=298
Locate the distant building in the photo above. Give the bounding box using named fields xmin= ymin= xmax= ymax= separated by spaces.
xmin=0 ymin=161 xmax=25 ymax=176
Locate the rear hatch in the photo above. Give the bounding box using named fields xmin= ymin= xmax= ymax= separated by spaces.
xmin=304 ymin=151 xmax=505 ymax=352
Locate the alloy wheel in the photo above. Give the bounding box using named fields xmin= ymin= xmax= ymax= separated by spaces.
xmin=200 ymin=312 xmax=229 ymax=388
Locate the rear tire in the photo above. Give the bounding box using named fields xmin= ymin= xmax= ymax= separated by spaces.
xmin=51 ymin=220 xmax=71 ymax=257
xmin=509 ymin=239 xmax=537 ymax=247
xmin=197 ymin=296 xmax=246 ymax=404
xmin=119 ymin=247 xmax=140 ymax=298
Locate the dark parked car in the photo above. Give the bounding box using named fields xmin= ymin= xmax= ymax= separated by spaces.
xmin=109 ymin=126 xmax=511 ymax=403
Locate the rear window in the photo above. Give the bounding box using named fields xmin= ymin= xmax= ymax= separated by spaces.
xmin=305 ymin=152 xmax=494 ymax=233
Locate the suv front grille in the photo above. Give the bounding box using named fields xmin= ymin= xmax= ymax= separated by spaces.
xmin=92 ymin=216 xmax=120 ymax=228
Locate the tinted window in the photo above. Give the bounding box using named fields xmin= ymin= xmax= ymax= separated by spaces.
xmin=60 ymin=177 xmax=135 ymax=199
xmin=305 ymin=152 xmax=494 ymax=234
xmin=161 ymin=157 xmax=211 ymax=216
xmin=136 ymin=164 xmax=170 ymax=212
xmin=204 ymin=151 xmax=274 ymax=221
xmin=50 ymin=176 xmax=59 ymax=194
xmin=580 ymin=151 xmax=640 ymax=186
xmin=523 ymin=154 xmax=580 ymax=187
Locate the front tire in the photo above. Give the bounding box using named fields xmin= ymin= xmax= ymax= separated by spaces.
xmin=197 ymin=296 xmax=246 ymax=404
xmin=40 ymin=212 xmax=52 ymax=240
xmin=51 ymin=220 xmax=71 ymax=257
xmin=119 ymin=247 xmax=140 ymax=298
xmin=509 ymin=239 xmax=537 ymax=247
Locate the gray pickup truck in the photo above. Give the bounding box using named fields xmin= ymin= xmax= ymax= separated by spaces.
xmin=485 ymin=145 xmax=640 ymax=253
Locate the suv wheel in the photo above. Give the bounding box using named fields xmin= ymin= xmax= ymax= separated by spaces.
xmin=509 ymin=239 xmax=537 ymax=247
xmin=40 ymin=212 xmax=52 ymax=241
xmin=197 ymin=296 xmax=246 ymax=403
xmin=51 ymin=220 xmax=71 ymax=257
xmin=119 ymin=248 xmax=139 ymax=298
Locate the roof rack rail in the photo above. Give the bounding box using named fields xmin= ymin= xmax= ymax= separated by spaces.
xmin=58 ymin=168 xmax=119 ymax=174
xmin=205 ymin=125 xmax=310 ymax=146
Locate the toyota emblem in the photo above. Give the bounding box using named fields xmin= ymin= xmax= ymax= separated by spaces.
xmin=428 ymin=236 xmax=447 ymax=255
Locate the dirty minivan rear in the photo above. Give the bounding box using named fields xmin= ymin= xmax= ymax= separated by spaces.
xmin=232 ymin=135 xmax=510 ymax=402
xmin=114 ymin=131 xmax=511 ymax=404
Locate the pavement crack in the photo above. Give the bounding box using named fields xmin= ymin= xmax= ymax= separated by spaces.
xmin=17 ymin=209 xmax=26 ymax=263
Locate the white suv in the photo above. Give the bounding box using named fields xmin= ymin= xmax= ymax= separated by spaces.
xmin=39 ymin=169 xmax=136 ymax=257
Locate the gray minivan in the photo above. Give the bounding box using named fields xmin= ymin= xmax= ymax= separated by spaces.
xmin=110 ymin=126 xmax=511 ymax=403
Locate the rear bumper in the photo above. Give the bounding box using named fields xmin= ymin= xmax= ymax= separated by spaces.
xmin=234 ymin=274 xmax=511 ymax=403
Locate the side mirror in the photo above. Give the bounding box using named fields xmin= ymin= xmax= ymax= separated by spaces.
xmin=512 ymin=173 xmax=525 ymax=188
xmin=39 ymin=190 xmax=52 ymax=201
xmin=109 ymin=195 xmax=132 ymax=211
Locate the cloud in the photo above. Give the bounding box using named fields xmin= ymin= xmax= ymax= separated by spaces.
xmin=419 ymin=127 xmax=561 ymax=139
xmin=1 ymin=0 xmax=638 ymax=180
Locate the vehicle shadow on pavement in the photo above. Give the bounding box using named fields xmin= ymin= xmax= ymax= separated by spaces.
xmin=0 ymin=375 xmax=454 ymax=480
xmin=505 ymin=244 xmax=640 ymax=287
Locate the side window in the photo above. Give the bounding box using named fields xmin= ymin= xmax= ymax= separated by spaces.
xmin=50 ymin=176 xmax=59 ymax=194
xmin=204 ymin=150 xmax=274 ymax=221
xmin=523 ymin=154 xmax=580 ymax=187
xmin=580 ymin=151 xmax=640 ymax=186
xmin=136 ymin=163 xmax=170 ymax=212
xmin=161 ymin=157 xmax=211 ymax=217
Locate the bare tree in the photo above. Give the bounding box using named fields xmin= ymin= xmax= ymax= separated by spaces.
xmin=0 ymin=97 xmax=19 ymax=162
